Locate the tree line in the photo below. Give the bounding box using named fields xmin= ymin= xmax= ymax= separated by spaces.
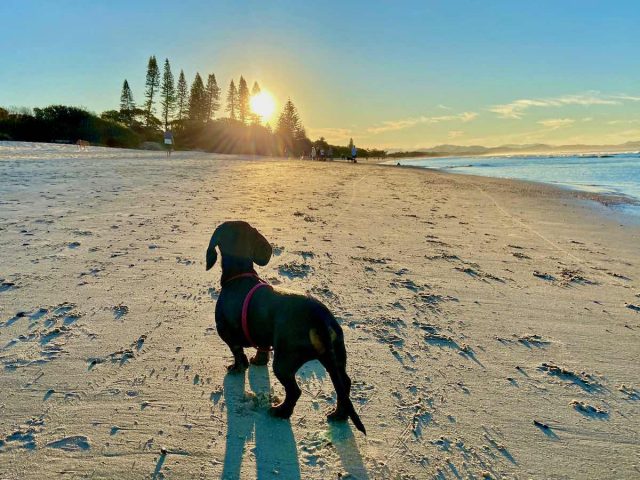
xmin=98 ymin=55 xmax=314 ymax=155
xmin=0 ymin=55 xmax=387 ymax=158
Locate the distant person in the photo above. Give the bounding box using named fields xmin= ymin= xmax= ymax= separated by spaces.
xmin=164 ymin=130 xmax=174 ymax=157
xmin=351 ymin=144 xmax=357 ymax=163
xmin=320 ymin=148 xmax=325 ymax=161
xmin=311 ymin=146 xmax=317 ymax=161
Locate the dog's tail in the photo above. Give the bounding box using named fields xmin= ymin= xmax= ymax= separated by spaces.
xmin=340 ymin=379 xmax=367 ymax=435
xmin=312 ymin=307 xmax=367 ymax=435
xmin=327 ymin=356 xmax=366 ymax=435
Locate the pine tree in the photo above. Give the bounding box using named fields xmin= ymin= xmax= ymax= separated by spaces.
xmin=348 ymin=138 xmax=354 ymax=150
xmin=159 ymin=59 xmax=176 ymax=130
xmin=188 ymin=73 xmax=206 ymax=121
xmin=205 ymin=74 xmax=220 ymax=121
xmin=276 ymin=98 xmax=307 ymax=155
xmin=143 ymin=55 xmax=160 ymax=126
xmin=176 ymin=70 xmax=188 ymax=121
xmin=119 ymin=79 xmax=135 ymax=126
xmin=226 ymin=80 xmax=238 ymax=120
xmin=250 ymin=81 xmax=261 ymax=125
xmin=237 ymin=76 xmax=250 ymax=124
xmin=276 ymin=99 xmax=302 ymax=137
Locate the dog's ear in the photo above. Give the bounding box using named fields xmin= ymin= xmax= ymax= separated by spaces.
xmin=205 ymin=227 xmax=222 ymax=271
xmin=251 ymin=227 xmax=272 ymax=266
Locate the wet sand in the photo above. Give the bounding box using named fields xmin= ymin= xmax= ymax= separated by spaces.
xmin=0 ymin=142 xmax=639 ymax=479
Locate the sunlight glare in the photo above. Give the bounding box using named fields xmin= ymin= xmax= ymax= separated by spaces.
xmin=250 ymin=91 xmax=276 ymax=122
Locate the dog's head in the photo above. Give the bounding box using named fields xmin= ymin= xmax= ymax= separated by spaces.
xmin=205 ymin=221 xmax=272 ymax=271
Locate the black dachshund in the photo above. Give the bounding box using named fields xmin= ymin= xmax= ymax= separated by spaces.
xmin=206 ymin=221 xmax=365 ymax=434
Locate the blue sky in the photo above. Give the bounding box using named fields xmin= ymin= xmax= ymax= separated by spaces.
xmin=1 ymin=0 xmax=639 ymax=148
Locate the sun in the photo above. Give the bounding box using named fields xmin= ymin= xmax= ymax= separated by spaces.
xmin=250 ymin=91 xmax=276 ymax=122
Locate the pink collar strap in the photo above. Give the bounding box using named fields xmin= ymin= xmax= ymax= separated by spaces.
xmin=222 ymin=272 xmax=259 ymax=287
xmin=241 ymin=279 xmax=273 ymax=352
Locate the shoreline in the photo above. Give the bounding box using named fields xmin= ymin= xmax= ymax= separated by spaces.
xmin=385 ymin=155 xmax=640 ymax=220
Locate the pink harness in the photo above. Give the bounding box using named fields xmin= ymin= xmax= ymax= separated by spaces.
xmin=223 ymin=273 xmax=273 ymax=352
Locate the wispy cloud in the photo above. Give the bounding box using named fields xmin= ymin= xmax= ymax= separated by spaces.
xmin=611 ymin=94 xmax=640 ymax=102
xmin=489 ymin=92 xmax=629 ymax=119
xmin=367 ymin=111 xmax=477 ymax=134
xmin=537 ymin=118 xmax=575 ymax=129
xmin=606 ymin=119 xmax=640 ymax=125
xmin=448 ymin=130 xmax=464 ymax=139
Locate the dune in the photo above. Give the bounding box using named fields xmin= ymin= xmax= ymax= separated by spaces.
xmin=0 ymin=142 xmax=638 ymax=479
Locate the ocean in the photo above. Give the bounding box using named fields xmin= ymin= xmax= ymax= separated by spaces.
xmin=394 ymin=152 xmax=640 ymax=216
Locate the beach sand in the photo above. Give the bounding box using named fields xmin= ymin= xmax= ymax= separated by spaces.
xmin=0 ymin=143 xmax=638 ymax=479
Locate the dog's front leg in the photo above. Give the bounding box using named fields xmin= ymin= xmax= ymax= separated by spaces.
xmin=227 ymin=345 xmax=249 ymax=373
xmin=215 ymin=307 xmax=249 ymax=373
xmin=249 ymin=350 xmax=270 ymax=366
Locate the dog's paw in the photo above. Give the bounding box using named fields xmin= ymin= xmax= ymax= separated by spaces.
xmin=226 ymin=362 xmax=248 ymax=373
xmin=250 ymin=352 xmax=270 ymax=366
xmin=327 ymin=407 xmax=349 ymax=422
xmin=269 ymin=404 xmax=293 ymax=419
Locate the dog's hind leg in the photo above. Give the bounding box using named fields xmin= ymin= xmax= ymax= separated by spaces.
xmin=270 ymin=352 xmax=305 ymax=419
xmin=320 ymin=344 xmax=351 ymax=421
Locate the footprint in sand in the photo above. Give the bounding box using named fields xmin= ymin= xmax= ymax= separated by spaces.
xmin=0 ymin=280 xmax=17 ymax=292
xmin=88 ymin=334 xmax=147 ymax=370
xmin=46 ymin=435 xmax=90 ymax=451
xmin=1 ymin=303 xmax=82 ymax=368
xmin=538 ymin=362 xmax=603 ymax=393
xmin=278 ymin=262 xmax=312 ymax=279
xmin=293 ymin=250 xmax=315 ymax=261
xmin=390 ymin=278 xmax=424 ymax=292
xmin=618 ymin=384 xmax=639 ymax=400
xmin=625 ymin=303 xmax=640 ymax=313
xmin=558 ymin=268 xmax=596 ymax=286
xmin=496 ymin=334 xmax=551 ymax=348
xmin=0 ymin=416 xmax=45 ymax=452
xmin=415 ymin=293 xmax=459 ymax=313
xmin=456 ymin=265 xmax=505 ymax=283
xmin=176 ymin=256 xmax=194 ymax=266
xmin=570 ymin=400 xmax=609 ymax=419
xmin=112 ymin=304 xmax=129 ymax=320
xmin=533 ymin=271 xmax=556 ymax=282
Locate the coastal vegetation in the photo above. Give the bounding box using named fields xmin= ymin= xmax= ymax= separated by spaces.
xmin=0 ymin=56 xmax=387 ymax=158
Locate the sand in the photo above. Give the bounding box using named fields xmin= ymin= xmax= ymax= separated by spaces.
xmin=0 ymin=142 xmax=638 ymax=479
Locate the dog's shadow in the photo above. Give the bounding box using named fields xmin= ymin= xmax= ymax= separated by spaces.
xmin=328 ymin=422 xmax=370 ymax=480
xmin=222 ymin=366 xmax=301 ymax=479
xmin=222 ymin=364 xmax=369 ymax=479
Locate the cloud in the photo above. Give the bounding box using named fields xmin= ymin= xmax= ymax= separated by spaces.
xmin=606 ymin=119 xmax=640 ymax=125
xmin=448 ymin=130 xmax=464 ymax=139
xmin=367 ymin=111 xmax=477 ymax=134
xmin=537 ymin=118 xmax=575 ymax=129
xmin=610 ymin=94 xmax=640 ymax=102
xmin=489 ymin=92 xmax=624 ymax=119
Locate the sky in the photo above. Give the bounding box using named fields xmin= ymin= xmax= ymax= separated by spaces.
xmin=1 ymin=0 xmax=639 ymax=150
